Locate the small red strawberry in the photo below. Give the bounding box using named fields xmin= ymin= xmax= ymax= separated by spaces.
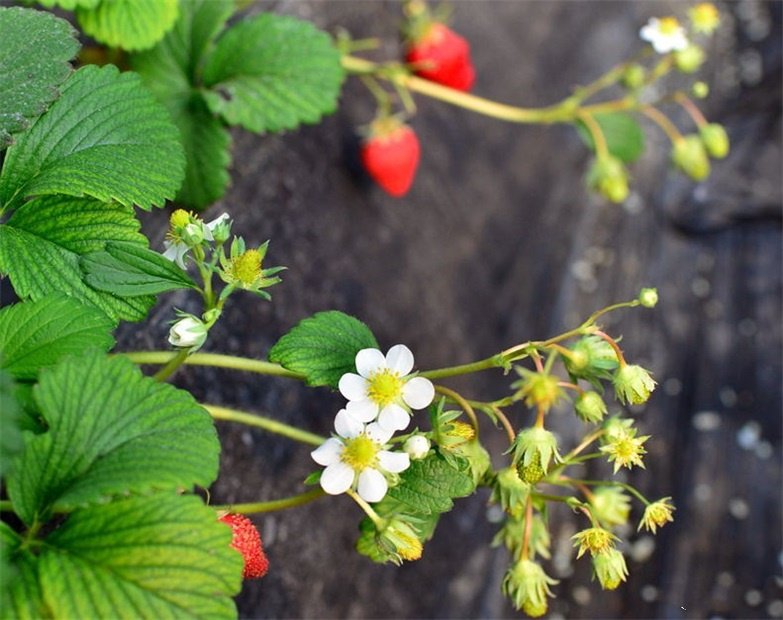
xmin=219 ymin=513 xmax=269 ymax=579
xmin=360 ymin=120 xmax=420 ymax=198
xmin=405 ymin=22 xmax=475 ymax=92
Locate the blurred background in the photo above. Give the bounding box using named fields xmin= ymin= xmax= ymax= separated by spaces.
xmin=121 ymin=1 xmax=782 ymax=617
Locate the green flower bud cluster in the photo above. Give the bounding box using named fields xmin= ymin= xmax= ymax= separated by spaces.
xmin=587 ymin=155 xmax=629 ymax=204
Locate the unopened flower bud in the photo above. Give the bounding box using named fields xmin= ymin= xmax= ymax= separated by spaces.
xmin=502 ymin=559 xmax=557 ymax=616
xmin=590 ymin=487 xmax=631 ymax=527
xmin=692 ymin=81 xmax=709 ymax=99
xmin=168 ymin=316 xmax=208 ymax=350
xmin=613 ymin=364 xmax=656 ymax=405
xmin=592 ymin=548 xmax=629 ymax=590
xmin=638 ymin=497 xmax=675 ymax=533
xmin=574 ymin=391 xmax=608 ymax=423
xmin=638 ymin=287 xmax=659 ymax=308
xmin=674 ymin=44 xmax=705 ymax=73
xmin=587 ymin=155 xmax=629 ymax=204
xmin=182 ymin=222 xmax=205 ymax=246
xmin=403 ymin=435 xmax=431 ymax=460
xmin=672 ymin=135 xmax=711 ymax=181
xmin=572 ymin=526 xmax=618 ymax=558
xmin=511 ymin=427 xmax=561 ymax=479
xmin=380 ymin=518 xmax=423 ymax=562
xmin=699 ymin=123 xmax=729 ymax=159
xmin=622 ymin=64 xmax=646 ymax=90
xmin=689 ymin=2 xmax=720 ymax=35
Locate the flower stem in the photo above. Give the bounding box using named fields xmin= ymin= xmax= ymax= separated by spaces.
xmin=674 ymin=91 xmax=708 ymax=128
xmin=578 ymin=111 xmax=610 ymax=159
xmin=123 ymin=351 xmax=306 ymax=380
xmin=520 ymin=495 xmax=533 ymax=561
xmin=641 ymin=104 xmax=684 ymax=144
xmin=152 ymin=349 xmax=190 ymax=382
xmin=592 ymin=330 xmax=628 ymax=366
xmin=435 ymin=385 xmax=480 ymax=437
xmin=205 ymin=404 xmax=326 ymax=446
xmin=562 ymin=477 xmax=651 ymax=506
xmin=347 ymin=489 xmax=384 ymax=527
xmin=214 ymin=488 xmax=325 ymax=515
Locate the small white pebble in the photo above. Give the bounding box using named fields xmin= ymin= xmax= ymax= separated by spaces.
xmin=572 ymin=586 xmax=591 ymax=606
xmin=241 ymin=431 xmax=254 ymax=447
xmin=717 ymin=571 xmax=735 ymax=588
xmin=745 ymin=589 xmax=763 ymax=606
xmin=630 ymin=536 xmax=656 ymax=563
xmin=728 ymin=498 xmax=750 ymax=520
xmin=693 ymin=411 xmax=722 ymax=432
xmin=737 ymin=421 xmax=762 ymax=450
xmin=641 ymin=585 xmax=659 ymax=602
xmin=755 ymin=441 xmax=773 ymax=460
xmin=695 ymin=483 xmax=713 ymax=502
xmin=664 ymin=377 xmax=682 ymax=396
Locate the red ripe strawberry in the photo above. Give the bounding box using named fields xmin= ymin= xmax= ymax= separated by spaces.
xmin=219 ymin=513 xmax=269 ymax=579
xmin=405 ymin=22 xmax=475 ymax=92
xmin=360 ymin=123 xmax=420 ymax=198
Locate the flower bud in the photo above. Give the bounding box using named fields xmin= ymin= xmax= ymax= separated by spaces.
xmin=501 ymin=559 xmax=557 ymax=616
xmin=689 ymin=2 xmax=720 ymax=35
xmin=587 ymin=155 xmax=629 ymax=204
xmin=621 ymin=64 xmax=646 ymax=90
xmin=674 ymin=44 xmax=705 ymax=73
xmin=380 ymin=518 xmax=423 ymax=562
xmin=181 ymin=222 xmax=205 ymax=246
xmin=492 ymin=466 xmax=530 ymax=511
xmin=672 ymin=135 xmax=711 ymax=181
xmin=512 ymin=369 xmax=564 ymax=413
xmin=592 ymin=548 xmax=629 ymax=590
xmin=572 ymin=526 xmax=618 ymax=558
xmin=638 ymin=497 xmax=675 ymax=534
xmin=574 ymin=391 xmax=608 ymax=424
xmin=590 ymin=487 xmax=631 ymax=527
xmin=699 ymin=123 xmax=729 ymax=159
xmin=168 ymin=316 xmax=208 ymax=350
xmin=510 ymin=427 xmax=561 ymax=479
xmin=563 ymin=336 xmax=618 ymax=384
xmin=403 ymin=435 xmax=431 ymax=460
xmin=692 ymin=81 xmax=709 ymax=99
xmin=613 ymin=364 xmax=656 ymax=405
xmin=638 ymin=287 xmax=659 ymax=308
xmin=206 ymin=213 xmax=232 ymax=244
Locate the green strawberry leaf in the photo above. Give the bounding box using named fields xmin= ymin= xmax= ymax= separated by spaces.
xmin=7 ymin=353 xmax=220 ymax=525
xmin=202 ymin=13 xmax=344 ymax=133
xmin=1 ymin=525 xmax=45 ymax=620
xmin=0 ymin=64 xmax=185 ymax=212
xmin=0 ymin=372 xmax=24 ymax=479
xmin=76 ymin=0 xmax=179 ymax=52
xmin=36 ymin=494 xmax=241 ymax=618
xmin=0 ymin=195 xmax=155 ymax=323
xmin=0 ymin=7 xmax=79 ymax=150
xmin=386 ymin=452 xmax=475 ymax=515
xmin=36 ymin=0 xmax=100 ymax=9
xmin=269 ymin=310 xmax=378 ymax=387
xmin=0 ymin=296 xmax=114 ymax=381
xmin=131 ymin=0 xmax=236 ymax=209
xmin=81 ymin=241 xmax=197 ymax=296
xmin=576 ymin=112 xmax=645 ymax=163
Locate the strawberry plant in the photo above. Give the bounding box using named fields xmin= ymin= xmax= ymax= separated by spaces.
xmin=0 ymin=1 xmax=730 ymax=617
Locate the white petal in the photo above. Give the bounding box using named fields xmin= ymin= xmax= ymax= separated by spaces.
xmin=346 ymin=400 xmax=379 ymax=423
xmin=402 ymin=377 xmax=435 ymax=409
xmin=335 ymin=409 xmax=363 ymax=438
xmin=385 ymin=344 xmax=414 ymax=376
xmin=365 ymin=422 xmax=393 ymax=445
xmin=378 ymin=404 xmax=410 ymax=432
xmin=355 ymin=348 xmax=386 ymax=378
xmin=639 ymin=24 xmax=655 ymax=43
xmin=320 ymin=462 xmax=355 ymax=495
xmin=338 ymin=373 xmax=368 ymax=401
xmin=357 ymin=468 xmax=388 ymax=503
xmin=311 ymin=438 xmax=344 ymax=466
xmin=206 ymin=213 xmax=230 ymax=231
xmin=378 ymin=450 xmax=410 ymax=474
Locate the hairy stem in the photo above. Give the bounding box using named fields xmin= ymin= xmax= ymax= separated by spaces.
xmin=214 ymin=488 xmax=326 ymax=515
xmin=123 ymin=351 xmax=305 ymax=380
xmin=205 ymin=404 xmax=326 ymax=446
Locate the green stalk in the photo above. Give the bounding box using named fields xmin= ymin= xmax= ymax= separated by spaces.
xmin=123 ymin=351 xmax=305 ymax=380
xmin=214 ymin=488 xmax=325 ymax=515
xmin=205 ymin=404 xmax=326 ymax=446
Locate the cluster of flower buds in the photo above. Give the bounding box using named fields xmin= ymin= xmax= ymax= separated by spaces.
xmin=162 ymin=210 xmax=283 ymax=351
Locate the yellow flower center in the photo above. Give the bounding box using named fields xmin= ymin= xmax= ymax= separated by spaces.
xmin=659 ymin=17 xmax=680 ymax=35
xmin=448 ymin=421 xmax=476 ymax=441
xmin=367 ymin=370 xmax=403 ymax=407
xmin=341 ymin=435 xmax=379 ymax=471
xmin=231 ymin=249 xmax=262 ymax=286
xmin=691 ymin=3 xmax=719 ymax=32
xmin=396 ymin=532 xmax=423 ymax=561
xmin=647 ymin=503 xmax=673 ymax=527
xmin=170 ymin=209 xmax=191 ymax=229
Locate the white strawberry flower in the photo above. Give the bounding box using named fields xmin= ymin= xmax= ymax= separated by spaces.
xmin=640 ymin=16 xmax=689 ymax=54
xmin=338 ymin=344 xmax=435 ymax=432
xmin=311 ymin=410 xmax=411 ymax=503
